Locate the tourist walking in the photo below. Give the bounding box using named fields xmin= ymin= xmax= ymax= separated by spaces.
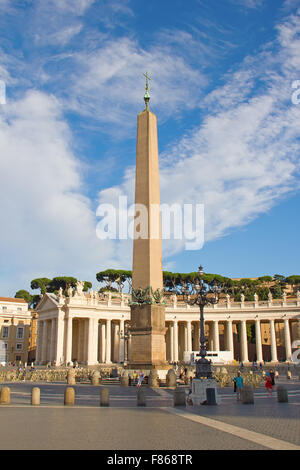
xmin=132 ymin=370 xmax=138 ymax=385
xmin=233 ymin=371 xmax=244 ymax=401
xmin=269 ymin=369 xmax=275 ymax=386
xmin=265 ymin=373 xmax=273 ymax=397
xmin=137 ymin=370 xmax=144 ymax=388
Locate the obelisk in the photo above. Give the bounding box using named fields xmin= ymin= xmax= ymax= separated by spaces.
xmin=130 ymin=73 xmax=167 ymax=368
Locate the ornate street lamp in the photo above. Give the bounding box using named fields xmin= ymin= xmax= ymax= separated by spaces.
xmin=176 ymin=265 xmax=221 ymax=379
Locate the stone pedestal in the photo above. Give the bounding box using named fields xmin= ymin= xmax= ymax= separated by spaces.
xmin=241 ymin=386 xmax=254 ymax=404
xmin=100 ymin=388 xmax=110 ymax=407
xmin=173 ymin=388 xmax=186 ymax=407
xmin=91 ymin=370 xmax=101 ymax=386
xmin=166 ymin=369 xmax=177 ymax=388
xmin=148 ymin=369 xmax=159 ymax=388
xmin=129 ymin=304 xmax=167 ymax=368
xmin=67 ymin=368 xmax=76 ymax=385
xmin=121 ymin=370 xmax=129 ymax=387
xmin=277 ymin=385 xmax=288 ymax=403
xmin=64 ymin=387 xmax=75 ymax=406
xmin=191 ymin=378 xmax=221 ymax=405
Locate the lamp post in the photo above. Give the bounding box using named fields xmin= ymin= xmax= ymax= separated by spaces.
xmin=177 ymin=265 xmax=221 ymax=379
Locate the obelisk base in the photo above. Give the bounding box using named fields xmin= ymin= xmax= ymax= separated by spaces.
xmin=129 ymin=304 xmax=168 ymax=369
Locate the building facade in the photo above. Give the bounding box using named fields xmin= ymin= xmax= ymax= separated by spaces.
xmin=0 ymin=297 xmax=32 ymax=364
xmin=28 ymin=310 xmax=38 ymax=363
xmin=35 ymin=285 xmax=300 ymax=366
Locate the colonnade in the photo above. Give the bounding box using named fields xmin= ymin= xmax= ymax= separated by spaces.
xmin=35 ymin=315 xmax=299 ymax=365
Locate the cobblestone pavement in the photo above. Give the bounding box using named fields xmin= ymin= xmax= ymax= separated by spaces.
xmin=0 ymin=407 xmax=270 ymax=450
xmin=0 ymin=379 xmax=299 ymax=450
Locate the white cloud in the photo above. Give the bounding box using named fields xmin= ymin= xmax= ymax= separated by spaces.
xmin=97 ymin=10 xmax=300 ymax=258
xmin=230 ymin=0 xmax=264 ymax=9
xmin=0 ymin=90 xmax=124 ymax=296
xmin=35 ymin=23 xmax=83 ymax=46
xmin=38 ymin=0 xmax=95 ymax=16
xmin=65 ymin=37 xmax=206 ymax=131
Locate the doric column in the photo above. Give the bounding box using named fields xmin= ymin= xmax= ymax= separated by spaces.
xmin=183 ymin=323 xmax=188 ymax=355
xmin=193 ymin=322 xmax=200 ymax=351
xmin=284 ymin=318 xmax=292 ymax=361
xmin=94 ymin=318 xmax=99 ymax=363
xmin=255 ymin=318 xmax=263 ymax=363
xmin=128 ymin=329 xmax=132 ymax=363
xmin=269 ymin=319 xmax=278 ymax=363
xmin=169 ymin=323 xmax=174 ymax=362
xmin=226 ymin=320 xmax=234 ymax=357
xmin=41 ymin=320 xmax=48 ymax=364
xmin=106 ymin=319 xmax=112 ymax=364
xmin=87 ymin=318 xmax=93 ymax=364
xmin=119 ymin=319 xmax=125 ymax=363
xmin=101 ymin=322 xmax=106 ymax=363
xmin=212 ymin=320 xmax=220 ymax=352
xmin=187 ymin=321 xmax=192 ymax=353
xmin=65 ymin=315 xmax=73 ymax=365
xmin=49 ymin=318 xmax=56 ymax=363
xmin=87 ymin=317 xmax=98 ymax=365
xmin=35 ymin=320 xmax=43 ymax=364
xmin=240 ymin=320 xmax=249 ymax=363
xmin=83 ymin=319 xmax=88 ymax=363
xmin=113 ymin=322 xmax=120 ymax=362
xmin=207 ymin=322 xmax=213 ymax=350
xmin=173 ymin=320 xmax=178 ymax=362
xmin=55 ymin=311 xmax=64 ymax=365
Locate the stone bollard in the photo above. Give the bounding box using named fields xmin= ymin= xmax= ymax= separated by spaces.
xmin=277 ymin=385 xmax=288 ymax=403
xmin=121 ymin=371 xmax=129 ymax=387
xmin=31 ymin=387 xmax=40 ymax=406
xmin=137 ymin=388 xmax=146 ymax=407
xmin=206 ymin=388 xmax=217 ymax=405
xmin=166 ymin=369 xmax=177 ymax=388
xmin=241 ymin=386 xmax=254 ymax=404
xmin=173 ymin=387 xmax=186 ymax=407
xmin=148 ymin=369 xmax=159 ymax=388
xmin=67 ymin=369 xmax=76 ymax=385
xmin=92 ymin=371 xmax=101 ymax=386
xmin=0 ymin=386 xmax=10 ymax=405
xmin=64 ymin=387 xmax=75 ymax=406
xmin=100 ymin=387 xmax=110 ymax=407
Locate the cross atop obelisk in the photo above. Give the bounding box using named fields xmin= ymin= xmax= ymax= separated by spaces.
xmin=143 ymin=71 xmax=151 ymax=110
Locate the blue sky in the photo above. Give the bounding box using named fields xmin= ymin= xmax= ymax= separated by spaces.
xmin=0 ymin=0 xmax=300 ymax=296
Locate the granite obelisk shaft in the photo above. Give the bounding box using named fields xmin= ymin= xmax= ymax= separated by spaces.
xmin=130 ymin=105 xmax=167 ymax=368
xmin=132 ymin=109 xmax=163 ymax=292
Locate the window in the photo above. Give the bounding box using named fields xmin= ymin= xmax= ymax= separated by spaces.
xmin=1 ymin=343 xmax=7 ymax=350
xmin=17 ymin=308 xmax=22 ymax=311
xmin=2 ymin=306 xmax=7 ymax=311
xmin=16 ymin=327 xmax=24 ymax=339
xmin=16 ymin=343 xmax=23 ymax=351
xmin=15 ymin=355 xmax=21 ymax=361
xmin=2 ymin=327 xmax=9 ymax=338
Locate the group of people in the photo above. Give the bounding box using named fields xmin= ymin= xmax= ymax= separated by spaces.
xmin=131 ymin=370 xmax=145 ymax=387
xmin=233 ymin=369 xmax=276 ymax=400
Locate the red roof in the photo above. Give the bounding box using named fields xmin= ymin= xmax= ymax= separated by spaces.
xmin=0 ymin=297 xmax=26 ymax=303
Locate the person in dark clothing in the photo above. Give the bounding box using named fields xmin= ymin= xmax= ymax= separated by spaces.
xmin=269 ymin=369 xmax=275 ymax=386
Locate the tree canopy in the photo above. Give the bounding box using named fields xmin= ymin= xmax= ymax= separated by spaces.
xmin=96 ymin=269 xmax=132 ymax=292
